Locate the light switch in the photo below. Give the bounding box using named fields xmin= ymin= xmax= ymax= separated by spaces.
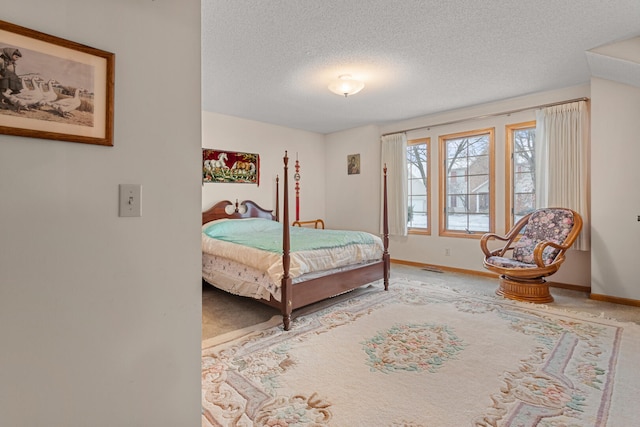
xmin=119 ymin=184 xmax=142 ymax=217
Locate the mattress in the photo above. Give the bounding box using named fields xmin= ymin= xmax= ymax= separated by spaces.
xmin=201 ymin=218 xmax=384 ymax=301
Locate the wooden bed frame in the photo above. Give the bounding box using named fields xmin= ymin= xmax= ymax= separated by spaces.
xmin=202 ymin=151 xmax=390 ymax=330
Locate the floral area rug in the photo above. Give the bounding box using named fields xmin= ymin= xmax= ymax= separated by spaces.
xmin=201 ymin=279 xmax=640 ymax=426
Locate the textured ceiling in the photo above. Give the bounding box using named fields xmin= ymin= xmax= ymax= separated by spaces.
xmin=201 ymin=0 xmax=640 ymax=135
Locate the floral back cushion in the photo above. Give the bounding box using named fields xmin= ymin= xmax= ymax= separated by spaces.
xmin=512 ymin=209 xmax=575 ymax=265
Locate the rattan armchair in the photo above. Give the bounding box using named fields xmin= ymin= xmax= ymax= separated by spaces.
xmin=480 ymin=208 xmax=583 ymax=303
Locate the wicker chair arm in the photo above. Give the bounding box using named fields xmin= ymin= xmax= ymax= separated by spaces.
xmin=480 ymin=233 xmax=511 ymax=257
xmin=532 ymin=240 xmax=567 ymax=267
xmin=482 ymin=213 xmax=531 ymax=257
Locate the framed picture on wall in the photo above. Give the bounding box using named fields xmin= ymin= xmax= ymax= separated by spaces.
xmin=347 ymin=153 xmax=360 ymax=175
xmin=0 ymin=19 xmax=115 ymax=146
xmin=203 ymin=148 xmax=260 ymax=184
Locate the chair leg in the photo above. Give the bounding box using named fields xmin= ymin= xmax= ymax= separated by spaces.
xmin=496 ymin=275 xmax=554 ymax=303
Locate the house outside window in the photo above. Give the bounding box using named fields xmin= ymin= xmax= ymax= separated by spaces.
xmin=439 ymin=128 xmax=495 ymax=238
xmin=407 ymin=138 xmax=430 ymax=234
xmin=505 ymin=121 xmax=536 ymax=231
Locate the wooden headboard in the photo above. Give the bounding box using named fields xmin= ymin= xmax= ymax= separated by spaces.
xmin=202 ymin=199 xmax=277 ymax=225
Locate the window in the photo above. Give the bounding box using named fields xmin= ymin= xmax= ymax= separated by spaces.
xmin=505 ymin=121 xmax=536 ymax=230
xmin=439 ymin=128 xmax=495 ymax=238
xmin=407 ymin=138 xmax=430 ymax=234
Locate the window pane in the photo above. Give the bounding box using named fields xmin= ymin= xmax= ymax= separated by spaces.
xmin=447 ymin=175 xmax=467 ymax=194
xmin=514 ymin=129 xmax=535 ymax=152
xmin=447 ymin=195 xmax=468 ymax=210
xmin=513 ymin=152 xmax=534 ymax=173
xmin=446 ymin=140 xmax=466 ymax=158
xmin=449 ymin=157 xmax=469 ymax=170
xmin=408 ymin=163 xmax=424 ymax=176
xmin=446 ymin=213 xmax=468 ymax=231
xmin=514 ymin=171 xmax=534 ymax=193
xmin=407 ymin=139 xmax=429 ymax=232
xmin=507 ymin=123 xmax=536 ymax=231
xmin=442 ymin=130 xmax=492 ymax=234
xmin=469 ymin=213 xmax=490 ymax=229
xmin=467 ymin=154 xmax=490 ymax=175
xmin=514 ymin=193 xmax=535 ymax=217
xmin=408 ymin=212 xmax=427 ymax=228
xmin=468 ymin=137 xmax=489 ymax=155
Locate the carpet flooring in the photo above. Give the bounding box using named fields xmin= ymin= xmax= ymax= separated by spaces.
xmin=202 ymin=276 xmax=640 ymax=426
xmin=202 ymin=264 xmax=640 ymax=341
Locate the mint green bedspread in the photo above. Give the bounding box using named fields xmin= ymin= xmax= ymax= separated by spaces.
xmin=203 ymin=218 xmax=378 ymax=253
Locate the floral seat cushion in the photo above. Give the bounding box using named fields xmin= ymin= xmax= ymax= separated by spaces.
xmin=486 ymin=256 xmax=539 ymax=269
xmin=509 ymin=208 xmax=575 ymax=266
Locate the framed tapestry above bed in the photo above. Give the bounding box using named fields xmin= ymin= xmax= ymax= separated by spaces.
xmin=202 ymin=149 xmax=260 ymax=185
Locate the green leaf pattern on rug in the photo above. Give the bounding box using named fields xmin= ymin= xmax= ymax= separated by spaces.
xmin=574 ymin=362 xmax=605 ymax=390
xmin=361 ymin=322 xmax=466 ymax=373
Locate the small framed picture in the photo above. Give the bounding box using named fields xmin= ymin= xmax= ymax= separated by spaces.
xmin=347 ymin=153 xmax=360 ymax=175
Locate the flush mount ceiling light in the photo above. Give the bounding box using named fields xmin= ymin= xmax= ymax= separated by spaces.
xmin=328 ymin=74 xmax=365 ymax=97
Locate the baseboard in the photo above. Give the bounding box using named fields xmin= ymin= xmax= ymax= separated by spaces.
xmin=391 ymin=258 xmax=498 ymax=278
xmin=590 ymin=293 xmax=640 ymax=307
xmin=546 ymin=281 xmax=590 ymax=293
xmin=390 ymin=258 xmax=591 ymax=293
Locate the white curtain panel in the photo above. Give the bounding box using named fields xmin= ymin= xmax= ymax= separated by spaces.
xmin=380 ymin=133 xmax=408 ymax=236
xmin=535 ymin=100 xmax=590 ymax=251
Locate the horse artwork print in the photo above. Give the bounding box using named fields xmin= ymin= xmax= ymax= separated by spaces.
xmin=202 ymin=149 xmax=259 ymax=184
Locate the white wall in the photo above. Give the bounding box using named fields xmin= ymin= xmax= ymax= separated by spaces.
xmin=202 ymin=112 xmax=326 ymax=222
xmin=591 ymin=77 xmax=640 ymax=299
xmin=325 ymin=125 xmax=381 ymax=233
xmin=0 ymin=2 xmax=202 ymax=426
xmin=326 ymin=85 xmax=592 ymax=287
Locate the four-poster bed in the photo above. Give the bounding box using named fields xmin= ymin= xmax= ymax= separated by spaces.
xmin=202 ymin=151 xmax=390 ymax=330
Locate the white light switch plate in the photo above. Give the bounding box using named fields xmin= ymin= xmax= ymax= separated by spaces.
xmin=119 ymin=184 xmax=142 ymax=217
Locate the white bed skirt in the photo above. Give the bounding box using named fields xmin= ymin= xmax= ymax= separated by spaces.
xmin=202 ymin=252 xmax=381 ymax=302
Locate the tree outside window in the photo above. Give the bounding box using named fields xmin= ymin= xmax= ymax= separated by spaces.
xmin=407 ymin=138 xmax=430 ymax=234
xmin=506 ymin=121 xmax=536 ymax=231
xmin=439 ymin=128 xmax=495 ymax=237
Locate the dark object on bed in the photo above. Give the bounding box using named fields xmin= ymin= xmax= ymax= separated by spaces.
xmin=202 ymin=151 xmax=390 ymax=330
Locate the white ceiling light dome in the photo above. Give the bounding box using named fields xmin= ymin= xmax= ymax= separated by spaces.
xmin=328 ymin=74 xmax=365 ymax=97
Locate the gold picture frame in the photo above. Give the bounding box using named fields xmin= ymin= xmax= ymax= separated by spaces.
xmin=347 ymin=153 xmax=360 ymax=175
xmin=0 ymin=20 xmax=114 ymax=146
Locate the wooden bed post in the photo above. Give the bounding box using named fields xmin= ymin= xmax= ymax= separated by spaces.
xmin=382 ymin=164 xmax=390 ymax=290
xmin=275 ymin=175 xmax=280 ymax=222
xmin=295 ymin=154 xmax=300 ymax=221
xmin=281 ymin=152 xmax=293 ymax=330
